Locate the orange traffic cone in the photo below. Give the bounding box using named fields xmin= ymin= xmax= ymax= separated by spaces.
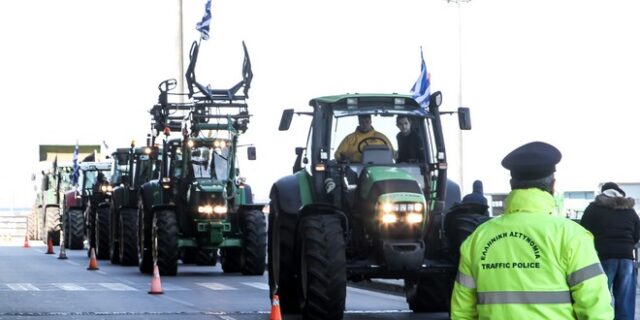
xmin=23 ymin=233 xmax=30 ymax=248
xmin=45 ymin=237 xmax=55 ymax=254
xmin=148 ymin=264 xmax=164 ymax=294
xmin=269 ymin=294 xmax=282 ymax=320
xmin=87 ymin=248 xmax=99 ymax=270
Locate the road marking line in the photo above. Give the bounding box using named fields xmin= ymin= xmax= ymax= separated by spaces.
xmin=96 ymin=271 xmax=107 ymax=275
xmin=197 ymin=282 xmax=237 ymax=290
xmin=7 ymin=283 xmax=40 ymax=291
xmin=219 ymin=316 xmax=237 ymax=320
xmin=53 ymin=283 xmax=88 ymax=291
xmin=65 ymin=260 xmax=79 ymax=266
xmin=98 ymin=283 xmax=137 ymax=291
xmin=347 ymin=287 xmax=406 ymax=302
xmin=242 ymin=282 xmax=269 ymax=290
xmin=161 ymin=295 xmax=195 ymax=307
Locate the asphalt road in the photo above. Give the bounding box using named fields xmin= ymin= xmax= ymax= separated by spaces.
xmin=0 ymin=241 xmax=449 ymax=320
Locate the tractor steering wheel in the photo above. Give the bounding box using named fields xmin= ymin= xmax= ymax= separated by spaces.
xmin=357 ymin=137 xmax=389 ymax=153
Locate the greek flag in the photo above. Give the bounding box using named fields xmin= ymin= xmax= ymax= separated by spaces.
xmin=196 ymin=0 xmax=212 ymax=41
xmin=410 ymin=47 xmax=431 ymax=108
xmin=72 ymin=142 xmax=79 ymax=186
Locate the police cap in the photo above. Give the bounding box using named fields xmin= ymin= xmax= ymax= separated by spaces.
xmin=501 ymin=141 xmax=562 ymax=180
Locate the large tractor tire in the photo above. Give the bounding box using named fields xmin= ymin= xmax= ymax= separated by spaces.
xmin=109 ymin=204 xmax=121 ymax=264
xmin=444 ymin=213 xmax=491 ymax=263
xmin=43 ymin=207 xmax=60 ymax=245
xmin=152 ymin=210 xmax=179 ymax=276
xmin=27 ymin=208 xmax=40 ymax=241
xmin=86 ymin=206 xmax=96 ymax=256
xmin=65 ymin=209 xmax=85 ymax=250
xmin=297 ymin=214 xmax=347 ymax=320
xmin=267 ymin=196 xmax=300 ymax=314
xmin=119 ymin=208 xmax=139 ymax=266
xmin=240 ymin=210 xmax=266 ymax=275
xmin=138 ymin=197 xmax=153 ymax=274
xmin=404 ymin=273 xmax=455 ymax=313
xmin=95 ymin=206 xmax=110 ymax=260
xmin=220 ymin=248 xmax=242 ymax=273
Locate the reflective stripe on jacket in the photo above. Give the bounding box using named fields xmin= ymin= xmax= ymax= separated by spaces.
xmin=451 ymin=188 xmax=613 ymax=320
xmin=334 ymin=128 xmax=392 ymax=163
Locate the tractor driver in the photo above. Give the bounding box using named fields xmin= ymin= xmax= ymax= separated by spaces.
xmin=334 ymin=114 xmax=392 ymax=163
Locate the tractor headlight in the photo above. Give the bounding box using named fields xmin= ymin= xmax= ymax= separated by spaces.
xmin=213 ymin=205 xmax=227 ymax=215
xmin=198 ymin=205 xmax=213 ymax=214
xmin=406 ymin=213 xmax=423 ymax=224
xmin=100 ymin=185 xmax=113 ymax=193
xmin=161 ymin=177 xmax=171 ymax=189
xmin=381 ymin=202 xmax=394 ymax=214
xmin=381 ymin=213 xmax=398 ymax=224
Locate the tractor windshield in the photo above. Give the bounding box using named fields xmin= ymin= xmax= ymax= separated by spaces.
xmin=190 ymin=145 xmax=230 ymax=181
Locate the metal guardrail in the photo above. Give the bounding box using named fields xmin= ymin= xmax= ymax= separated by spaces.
xmin=0 ymin=216 xmax=27 ymax=241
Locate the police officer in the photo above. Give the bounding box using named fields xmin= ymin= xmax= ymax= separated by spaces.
xmin=451 ymin=141 xmax=613 ymax=319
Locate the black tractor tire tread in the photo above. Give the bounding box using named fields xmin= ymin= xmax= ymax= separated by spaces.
xmin=268 ymin=201 xmax=300 ymax=314
xmin=44 ymin=207 xmax=61 ymax=245
xmin=138 ymin=197 xmax=153 ymax=274
xmin=95 ymin=207 xmax=110 ymax=260
xmin=240 ymin=210 xmax=267 ymax=275
xmin=27 ymin=208 xmax=40 ymax=240
xmin=405 ymin=273 xmax=455 ymax=313
xmin=221 ymin=248 xmax=242 ymax=273
xmin=119 ymin=208 xmax=139 ymax=266
xmin=109 ymin=204 xmax=120 ymax=264
xmin=153 ymin=210 xmax=179 ymax=276
xmin=299 ymin=214 xmax=347 ymax=320
xmin=66 ymin=210 xmax=85 ymax=250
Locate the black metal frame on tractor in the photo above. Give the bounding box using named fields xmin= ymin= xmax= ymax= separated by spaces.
xmin=269 ymin=92 xmax=474 ymax=318
xmin=137 ymin=39 xmax=265 ymax=276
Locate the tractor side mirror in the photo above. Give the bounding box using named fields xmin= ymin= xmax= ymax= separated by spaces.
xmin=279 ymin=109 xmax=294 ymax=131
xmin=431 ymin=91 xmax=443 ymax=107
xmin=458 ymin=107 xmax=472 ymax=130
xmin=247 ymin=146 xmax=257 ymax=160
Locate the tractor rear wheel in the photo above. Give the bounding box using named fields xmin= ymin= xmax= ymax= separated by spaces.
xmin=109 ymin=204 xmax=120 ymax=264
xmin=66 ymin=209 xmax=84 ymax=250
xmin=27 ymin=207 xmax=40 ymax=240
xmin=444 ymin=212 xmax=491 ymax=263
xmin=405 ymin=273 xmax=455 ymax=312
xmin=44 ymin=207 xmax=60 ymax=245
xmin=95 ymin=206 xmax=110 ymax=260
xmin=240 ymin=210 xmax=266 ymax=275
xmin=267 ymin=196 xmax=300 ymax=314
xmin=152 ymin=210 xmax=178 ymax=276
xmin=181 ymin=248 xmax=197 ymax=264
xmin=138 ymin=197 xmax=153 ymax=274
xmin=119 ymin=208 xmax=138 ymax=266
xmin=220 ymin=248 xmax=242 ymax=273
xmin=297 ymin=214 xmax=346 ymax=320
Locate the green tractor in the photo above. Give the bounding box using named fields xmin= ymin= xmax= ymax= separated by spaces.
xmin=269 ymin=92 xmax=474 ymax=318
xmin=31 ymin=162 xmax=73 ymax=245
xmin=62 ymin=160 xmax=112 ymax=252
xmin=138 ymin=39 xmax=265 ymax=276
xmin=108 ymin=144 xmax=161 ymax=265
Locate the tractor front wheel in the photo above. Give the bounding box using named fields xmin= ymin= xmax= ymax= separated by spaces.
xmin=240 ymin=210 xmax=266 ymax=275
xmin=66 ymin=209 xmax=84 ymax=250
xmin=404 ymin=273 xmax=455 ymax=312
xmin=152 ymin=210 xmax=178 ymax=276
xmin=95 ymin=206 xmax=110 ymax=260
xmin=119 ymin=208 xmax=138 ymax=266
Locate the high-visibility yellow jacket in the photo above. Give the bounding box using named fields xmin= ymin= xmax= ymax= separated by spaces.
xmin=334 ymin=128 xmax=392 ymax=163
xmin=451 ymin=188 xmax=614 ymax=320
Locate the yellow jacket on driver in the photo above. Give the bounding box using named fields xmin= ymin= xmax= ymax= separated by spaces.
xmin=334 ymin=128 xmax=391 ymax=163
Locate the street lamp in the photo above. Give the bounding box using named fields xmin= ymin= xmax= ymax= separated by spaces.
xmin=446 ymin=0 xmax=470 ymax=194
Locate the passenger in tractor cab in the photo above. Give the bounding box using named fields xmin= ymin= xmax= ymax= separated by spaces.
xmin=334 ymin=114 xmax=392 ymax=163
xmin=395 ymin=115 xmax=425 ymax=163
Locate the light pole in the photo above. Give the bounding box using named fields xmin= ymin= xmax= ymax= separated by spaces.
xmin=446 ymin=0 xmax=470 ymax=194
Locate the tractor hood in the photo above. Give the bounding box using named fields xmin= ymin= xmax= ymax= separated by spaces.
xmin=196 ymin=179 xmax=225 ymax=193
xmin=357 ymin=166 xmax=424 ymax=201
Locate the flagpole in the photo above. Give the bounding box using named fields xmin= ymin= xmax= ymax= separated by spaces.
xmin=447 ymin=0 xmax=470 ymax=194
xmin=177 ymin=0 xmax=185 ymax=103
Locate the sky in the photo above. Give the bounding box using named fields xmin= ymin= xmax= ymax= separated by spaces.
xmin=1 ymin=0 xmax=639 ymax=208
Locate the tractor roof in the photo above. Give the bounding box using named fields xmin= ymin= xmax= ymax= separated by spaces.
xmin=309 ymin=93 xmax=430 ymax=118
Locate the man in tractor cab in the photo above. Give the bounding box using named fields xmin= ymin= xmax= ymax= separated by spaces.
xmin=334 ymin=114 xmax=392 ymax=163
xmin=395 ymin=115 xmax=425 ymax=163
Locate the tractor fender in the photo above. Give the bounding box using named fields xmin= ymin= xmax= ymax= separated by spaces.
xmin=64 ymin=191 xmax=81 ymax=209
xmin=44 ymin=204 xmax=60 ymax=210
xmin=271 ymin=175 xmax=302 ymax=215
xmin=139 ymin=182 xmax=157 ymax=213
xmin=111 ymin=186 xmax=125 ymax=212
xmin=444 ymin=179 xmax=461 ymax=212
xmin=239 ymin=204 xmax=265 ymax=213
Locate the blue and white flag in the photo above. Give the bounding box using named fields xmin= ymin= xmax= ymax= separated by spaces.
xmin=410 ymin=47 xmax=431 ymax=108
xmin=72 ymin=142 xmax=79 ymax=186
xmin=196 ymin=0 xmax=212 ymax=41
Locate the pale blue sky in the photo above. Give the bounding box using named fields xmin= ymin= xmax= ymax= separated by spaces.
xmin=1 ymin=0 xmax=639 ymax=208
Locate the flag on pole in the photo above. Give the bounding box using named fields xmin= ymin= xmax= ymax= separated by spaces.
xmin=196 ymin=0 xmax=212 ymax=41
xmin=72 ymin=142 xmax=79 ymax=186
xmin=410 ymin=47 xmax=431 ymax=108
